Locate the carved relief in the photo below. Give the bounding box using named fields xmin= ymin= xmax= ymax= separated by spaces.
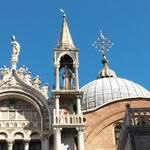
xmin=0 ymin=99 xmax=41 ymax=130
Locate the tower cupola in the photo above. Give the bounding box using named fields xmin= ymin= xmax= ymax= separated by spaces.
xmin=52 ymin=10 xmax=84 ymax=150
xmin=53 ymin=10 xmax=79 ymax=90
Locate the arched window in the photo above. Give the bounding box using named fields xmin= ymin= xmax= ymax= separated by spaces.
xmin=30 ymin=122 xmax=33 ymax=128
xmin=114 ymin=122 xmax=122 ymax=145
xmin=6 ymin=123 xmax=9 ymax=128
xmin=14 ymin=122 xmax=17 ymax=127
xmin=59 ymin=54 xmax=74 ymax=90
xmin=22 ymin=122 xmax=25 ymax=127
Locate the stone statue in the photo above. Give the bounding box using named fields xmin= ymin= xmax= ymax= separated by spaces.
xmin=41 ymin=83 xmax=49 ymax=98
xmin=10 ymin=35 xmax=20 ymax=70
xmin=32 ymin=75 xmax=41 ymax=88
xmin=0 ymin=65 xmax=9 ymax=79
xmin=24 ymin=72 xmax=32 ymax=85
xmin=18 ymin=66 xmax=28 ymax=78
xmin=18 ymin=66 xmax=32 ymax=85
xmin=63 ymin=66 xmax=74 ymax=90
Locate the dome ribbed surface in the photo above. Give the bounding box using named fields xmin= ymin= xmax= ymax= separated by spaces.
xmin=81 ymin=77 xmax=150 ymax=112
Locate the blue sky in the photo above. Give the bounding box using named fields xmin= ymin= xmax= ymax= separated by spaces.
xmin=0 ymin=0 xmax=150 ymax=91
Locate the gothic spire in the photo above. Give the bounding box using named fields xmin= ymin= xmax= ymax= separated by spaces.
xmin=93 ymin=31 xmax=116 ymax=79
xmin=57 ymin=9 xmax=75 ymax=49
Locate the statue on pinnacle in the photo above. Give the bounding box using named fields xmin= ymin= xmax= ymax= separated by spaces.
xmin=10 ymin=35 xmax=20 ymax=70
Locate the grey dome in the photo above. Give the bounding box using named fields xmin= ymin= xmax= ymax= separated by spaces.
xmin=81 ymin=77 xmax=150 ymax=112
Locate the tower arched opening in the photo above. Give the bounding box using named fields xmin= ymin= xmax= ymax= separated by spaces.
xmin=59 ymin=54 xmax=75 ymax=90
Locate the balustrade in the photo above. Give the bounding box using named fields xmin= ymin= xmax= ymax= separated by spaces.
xmin=53 ymin=110 xmax=83 ymax=126
xmin=125 ymin=107 xmax=150 ymax=126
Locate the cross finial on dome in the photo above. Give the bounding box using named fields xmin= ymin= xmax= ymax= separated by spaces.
xmin=93 ymin=30 xmax=113 ymax=64
xmin=93 ymin=31 xmax=116 ymax=78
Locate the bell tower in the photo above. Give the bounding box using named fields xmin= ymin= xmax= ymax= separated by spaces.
xmin=52 ymin=11 xmax=84 ymax=150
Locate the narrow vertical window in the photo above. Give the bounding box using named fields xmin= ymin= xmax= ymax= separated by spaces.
xmin=114 ymin=122 xmax=122 ymax=145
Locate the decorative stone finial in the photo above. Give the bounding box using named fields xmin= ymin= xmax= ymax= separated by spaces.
xmin=41 ymin=83 xmax=49 ymax=98
xmin=10 ymin=35 xmax=20 ymax=70
xmin=32 ymin=75 xmax=41 ymax=88
xmin=0 ymin=65 xmax=9 ymax=79
xmin=24 ymin=72 xmax=32 ymax=85
xmin=18 ymin=65 xmax=28 ymax=78
xmin=93 ymin=31 xmax=116 ymax=78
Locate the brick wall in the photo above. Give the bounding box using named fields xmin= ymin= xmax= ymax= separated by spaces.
xmin=83 ymin=98 xmax=150 ymax=150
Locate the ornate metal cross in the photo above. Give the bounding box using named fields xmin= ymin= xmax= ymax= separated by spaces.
xmin=92 ymin=31 xmax=113 ymax=57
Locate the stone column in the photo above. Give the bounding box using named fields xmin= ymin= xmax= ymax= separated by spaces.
xmin=74 ymin=64 xmax=79 ymax=90
xmin=77 ymin=127 xmax=85 ymax=150
xmin=76 ymin=95 xmax=82 ymax=115
xmin=54 ymin=128 xmax=62 ymax=150
xmin=41 ymin=137 xmax=45 ymax=150
xmin=7 ymin=141 xmax=13 ymax=150
xmin=41 ymin=135 xmax=49 ymax=150
xmin=45 ymin=135 xmax=49 ymax=150
xmin=24 ymin=141 xmax=29 ymax=150
xmin=55 ymin=64 xmax=60 ymax=90
xmin=55 ymin=95 xmax=60 ymax=115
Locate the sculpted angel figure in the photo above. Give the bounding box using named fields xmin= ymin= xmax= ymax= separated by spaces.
xmin=0 ymin=65 xmax=9 ymax=79
xmin=11 ymin=35 xmax=20 ymax=57
xmin=10 ymin=35 xmax=20 ymax=69
xmin=41 ymin=83 xmax=49 ymax=98
xmin=32 ymin=75 xmax=41 ymax=88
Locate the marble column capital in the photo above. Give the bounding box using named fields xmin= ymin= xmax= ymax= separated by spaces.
xmin=41 ymin=134 xmax=49 ymax=140
xmin=76 ymin=94 xmax=82 ymax=99
xmin=76 ymin=127 xmax=84 ymax=132
xmin=53 ymin=127 xmax=62 ymax=134
xmin=7 ymin=140 xmax=14 ymax=145
xmin=54 ymin=95 xmax=60 ymax=99
xmin=54 ymin=63 xmax=60 ymax=68
xmin=73 ymin=64 xmax=79 ymax=68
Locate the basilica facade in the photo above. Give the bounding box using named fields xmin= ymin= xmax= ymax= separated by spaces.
xmin=0 ymin=13 xmax=150 ymax=150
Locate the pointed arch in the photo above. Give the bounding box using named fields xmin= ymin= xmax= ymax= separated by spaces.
xmin=57 ymin=52 xmax=76 ymax=65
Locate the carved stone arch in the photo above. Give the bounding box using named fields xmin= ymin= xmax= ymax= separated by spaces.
xmin=11 ymin=129 xmax=26 ymax=139
xmin=0 ymin=132 xmax=8 ymax=139
xmin=0 ymin=70 xmax=51 ymax=127
xmin=0 ymin=93 xmax=43 ymax=127
xmin=30 ymin=132 xmax=41 ymax=140
xmin=14 ymin=132 xmax=25 ymax=140
xmin=57 ymin=52 xmax=75 ymax=65
xmin=0 ymin=91 xmax=51 ymax=130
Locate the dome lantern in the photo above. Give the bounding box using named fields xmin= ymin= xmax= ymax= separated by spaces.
xmin=93 ymin=31 xmax=116 ymax=79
